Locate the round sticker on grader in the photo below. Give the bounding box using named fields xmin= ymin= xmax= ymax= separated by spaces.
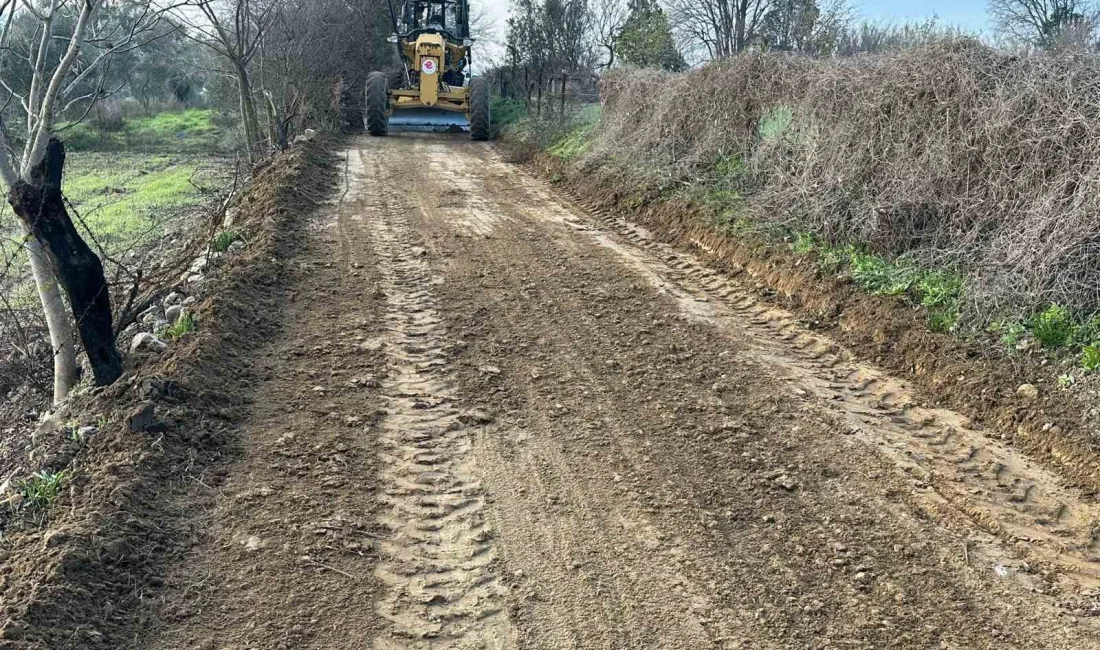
xmin=421 ymin=58 xmax=437 ymax=75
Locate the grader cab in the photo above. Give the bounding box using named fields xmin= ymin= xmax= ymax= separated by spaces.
xmin=366 ymin=0 xmax=490 ymax=140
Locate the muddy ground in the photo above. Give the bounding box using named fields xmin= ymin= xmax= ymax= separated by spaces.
xmin=8 ymin=134 xmax=1100 ymax=648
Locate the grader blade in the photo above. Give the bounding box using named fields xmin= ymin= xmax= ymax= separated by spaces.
xmin=388 ymin=108 xmax=470 ymax=133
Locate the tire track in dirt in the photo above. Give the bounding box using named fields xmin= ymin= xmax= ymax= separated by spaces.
xmin=395 ymin=141 xmax=767 ymax=649
xmin=360 ymin=153 xmax=512 ymax=649
xmin=482 ymin=169 xmax=1100 ymax=596
xmin=433 ymin=143 xmax=1099 ymax=611
xmin=555 ymin=195 xmax=1100 ymax=591
xmin=396 ymin=135 xmax=1100 ymax=647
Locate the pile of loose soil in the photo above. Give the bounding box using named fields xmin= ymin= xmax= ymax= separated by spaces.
xmin=0 ymin=139 xmax=337 ymax=648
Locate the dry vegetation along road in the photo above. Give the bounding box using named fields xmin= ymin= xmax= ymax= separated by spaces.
xmin=135 ymin=135 xmax=1100 ymax=649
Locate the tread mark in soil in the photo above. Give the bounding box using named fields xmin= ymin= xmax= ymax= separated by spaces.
xmin=555 ymin=186 xmax=1100 ymax=588
xmin=364 ymin=162 xmax=511 ymax=649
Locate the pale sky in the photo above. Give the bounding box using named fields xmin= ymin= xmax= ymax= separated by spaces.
xmin=472 ymin=0 xmax=510 ymax=65
xmin=857 ymin=0 xmax=991 ymax=33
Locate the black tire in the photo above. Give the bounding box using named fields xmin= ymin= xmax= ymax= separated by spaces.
xmin=387 ymin=69 xmax=406 ymax=90
xmin=366 ymin=71 xmax=389 ymax=137
xmin=469 ymin=77 xmax=491 ymax=141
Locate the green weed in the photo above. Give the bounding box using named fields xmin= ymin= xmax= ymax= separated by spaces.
xmin=758 ymin=106 xmax=794 ymax=144
xmin=19 ymin=470 xmax=66 ymax=508
xmin=1058 ymin=373 xmax=1077 ymax=388
xmin=790 ymin=231 xmax=815 ymax=254
xmin=1031 ymin=304 xmax=1074 ymax=349
xmin=714 ymin=153 xmax=745 ymax=178
xmin=212 ymin=230 xmax=241 ymax=253
xmin=914 ymin=271 xmax=963 ymax=333
xmin=847 ymin=249 xmax=918 ymax=296
xmin=163 ymin=312 xmax=196 ymax=339
xmin=1082 ymin=344 xmax=1100 ymax=373
xmin=989 ymin=320 xmax=1028 ymax=352
xmin=1071 ymin=314 xmax=1100 ymax=348
xmin=817 ymin=244 xmax=852 ymax=273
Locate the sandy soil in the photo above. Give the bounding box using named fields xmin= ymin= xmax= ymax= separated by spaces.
xmin=130 ymin=134 xmax=1100 ymax=649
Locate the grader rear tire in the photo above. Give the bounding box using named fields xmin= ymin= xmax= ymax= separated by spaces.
xmin=366 ymin=71 xmax=389 ymax=137
xmin=469 ymin=77 xmax=490 ymax=141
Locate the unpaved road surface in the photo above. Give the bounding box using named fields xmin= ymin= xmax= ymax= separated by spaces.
xmin=136 ymin=135 xmax=1100 ymax=649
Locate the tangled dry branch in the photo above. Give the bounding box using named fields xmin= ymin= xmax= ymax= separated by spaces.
xmin=596 ymin=41 xmax=1100 ymax=321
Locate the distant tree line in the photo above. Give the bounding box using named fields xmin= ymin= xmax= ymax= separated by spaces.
xmin=499 ymin=0 xmax=1100 ymax=86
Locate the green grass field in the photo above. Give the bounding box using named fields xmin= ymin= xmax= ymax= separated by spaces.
xmin=1 ymin=108 xmax=229 ymax=310
xmin=54 ymin=108 xmax=233 ymax=253
xmin=64 ymin=152 xmax=228 ymax=253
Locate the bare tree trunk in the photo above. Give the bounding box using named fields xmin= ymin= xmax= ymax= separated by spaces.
xmin=22 ymin=233 xmax=78 ymax=402
xmin=235 ymin=63 xmax=262 ymax=163
xmin=9 ymin=139 xmax=122 ymax=388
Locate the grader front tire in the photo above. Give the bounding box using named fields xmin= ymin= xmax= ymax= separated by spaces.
xmin=366 ymin=71 xmax=389 ymax=137
xmin=469 ymin=77 xmax=491 ymax=141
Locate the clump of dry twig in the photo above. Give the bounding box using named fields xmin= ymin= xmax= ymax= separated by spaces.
xmin=596 ymin=42 xmax=1100 ymax=322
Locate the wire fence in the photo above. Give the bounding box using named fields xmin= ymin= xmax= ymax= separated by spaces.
xmin=483 ymin=65 xmax=601 ymax=117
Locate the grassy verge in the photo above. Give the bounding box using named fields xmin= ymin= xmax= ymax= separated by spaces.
xmin=496 ymin=100 xmax=602 ymax=160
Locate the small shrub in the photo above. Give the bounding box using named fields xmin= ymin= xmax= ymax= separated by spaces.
xmin=1031 ymin=304 xmax=1074 ymax=349
xmin=1082 ymin=344 xmax=1100 ymax=373
xmin=791 ymin=231 xmax=815 ymax=254
xmin=163 ymin=312 xmax=196 ymax=339
xmin=19 ymin=470 xmax=66 ymax=508
xmin=212 ymin=230 xmax=241 ymax=253
xmin=848 ymin=250 xmax=917 ymax=296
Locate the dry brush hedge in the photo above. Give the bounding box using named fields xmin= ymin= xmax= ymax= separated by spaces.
xmin=596 ymin=41 xmax=1100 ymax=322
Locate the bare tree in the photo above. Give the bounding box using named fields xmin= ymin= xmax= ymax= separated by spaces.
xmin=0 ymin=0 xmax=178 ymax=402
xmin=469 ymin=1 xmax=499 ymax=44
xmin=177 ymin=0 xmax=275 ymax=163
xmin=255 ymin=0 xmax=389 ymax=138
xmin=834 ymin=18 xmax=971 ymax=55
xmin=667 ymin=0 xmax=772 ymax=60
xmin=989 ymin=0 xmax=1100 ymax=48
xmin=590 ymin=0 xmax=628 ymax=68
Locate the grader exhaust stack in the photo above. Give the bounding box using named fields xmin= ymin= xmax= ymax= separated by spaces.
xmin=366 ymin=0 xmax=490 ymax=140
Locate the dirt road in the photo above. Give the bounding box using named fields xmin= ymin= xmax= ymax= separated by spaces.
xmin=135 ymin=135 xmax=1100 ymax=649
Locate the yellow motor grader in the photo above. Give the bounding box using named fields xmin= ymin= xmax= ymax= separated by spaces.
xmin=366 ymin=0 xmax=490 ymax=140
